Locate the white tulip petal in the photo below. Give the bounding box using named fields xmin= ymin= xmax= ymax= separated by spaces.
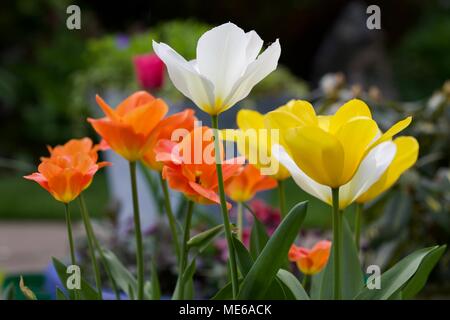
xmin=245 ymin=30 xmax=263 ymax=64
xmin=272 ymin=144 xmax=331 ymax=204
xmin=152 ymin=41 xmax=214 ymax=109
xmin=224 ymin=39 xmax=281 ymax=108
xmin=196 ymin=22 xmax=249 ymax=98
xmin=339 ymin=141 xmax=396 ymax=208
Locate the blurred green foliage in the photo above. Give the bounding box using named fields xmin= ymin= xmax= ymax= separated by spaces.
xmin=0 ymin=174 xmax=108 ymax=220
xmin=394 ymin=8 xmax=450 ymax=100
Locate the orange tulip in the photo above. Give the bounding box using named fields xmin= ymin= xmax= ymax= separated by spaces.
xmin=88 ymin=91 xmax=169 ymax=161
xmin=24 ymin=138 xmax=110 ymax=203
xmin=225 ymin=164 xmax=277 ymax=202
xmin=155 ymin=126 xmax=244 ymax=208
xmin=288 ymin=240 xmax=332 ymax=275
xmin=142 ymin=109 xmax=196 ymax=171
xmin=43 ymin=137 xmax=105 ymax=162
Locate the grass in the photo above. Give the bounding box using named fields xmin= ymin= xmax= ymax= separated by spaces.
xmin=0 ymin=173 xmax=109 ymax=220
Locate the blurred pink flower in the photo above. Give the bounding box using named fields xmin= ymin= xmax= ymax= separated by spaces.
xmin=248 ymin=199 xmax=281 ymax=235
xmin=133 ymin=53 xmax=165 ymax=89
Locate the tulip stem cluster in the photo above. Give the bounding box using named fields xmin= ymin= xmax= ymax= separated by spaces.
xmin=354 ymin=203 xmax=363 ymax=252
xmin=129 ymin=161 xmax=145 ymax=300
xmin=78 ymin=194 xmax=103 ymax=299
xmin=177 ymin=200 xmax=194 ymax=299
xmin=331 ymin=188 xmax=342 ymax=300
xmin=159 ymin=173 xmax=181 ymax=261
xmin=211 ymin=114 xmax=239 ymax=299
xmin=78 ymin=193 xmax=121 ymax=299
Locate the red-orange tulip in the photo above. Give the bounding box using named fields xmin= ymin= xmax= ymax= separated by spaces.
xmin=288 ymin=240 xmax=332 ymax=275
xmin=24 ymin=138 xmax=110 ymax=203
xmin=88 ymin=91 xmax=168 ymax=161
xmin=142 ymin=109 xmax=196 ymax=171
xmin=155 ymin=126 xmax=244 ymax=208
xmin=225 ymin=164 xmax=277 ymax=202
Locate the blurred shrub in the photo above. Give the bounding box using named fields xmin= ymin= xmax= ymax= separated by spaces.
xmin=393 ymin=8 xmax=450 ymax=100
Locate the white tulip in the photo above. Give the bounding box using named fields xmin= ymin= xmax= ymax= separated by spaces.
xmin=153 ymin=22 xmax=281 ymax=115
xmin=272 ymin=141 xmax=397 ymax=209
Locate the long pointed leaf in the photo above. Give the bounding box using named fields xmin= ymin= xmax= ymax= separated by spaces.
xmin=355 ymin=245 xmax=443 ymax=300
xmin=100 ymin=249 xmax=137 ymax=299
xmin=52 ymin=257 xmax=99 ymax=300
xmin=237 ymin=201 xmax=308 ymax=299
xmin=401 ymin=245 xmax=446 ymax=299
xmin=276 ymin=269 xmax=310 ymax=300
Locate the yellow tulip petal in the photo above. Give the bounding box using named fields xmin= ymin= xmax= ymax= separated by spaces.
xmin=330 ymin=99 xmax=372 ymax=133
xmin=279 ymin=100 xmax=318 ymax=126
xmin=264 ymin=110 xmax=304 ymax=130
xmin=318 ymin=115 xmax=331 ymax=131
xmin=335 ymin=118 xmax=379 ymax=185
xmin=375 ymin=116 xmax=412 ymax=145
xmin=237 ymin=109 xmax=265 ymax=130
xmin=285 ymin=126 xmax=344 ymax=187
xmin=357 ymin=136 xmax=419 ymax=203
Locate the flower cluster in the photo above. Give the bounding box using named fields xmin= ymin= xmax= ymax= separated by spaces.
xmin=22 ymin=22 xmax=431 ymax=302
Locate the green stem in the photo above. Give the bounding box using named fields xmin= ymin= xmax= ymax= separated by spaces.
xmin=177 ymin=200 xmax=194 ymax=299
xmin=331 ymin=187 xmax=342 ymax=300
xmin=302 ymin=274 xmax=309 ymax=291
xmin=79 ymin=194 xmax=121 ymax=300
xmin=78 ymin=195 xmax=102 ymax=299
xmin=129 ymin=161 xmax=144 ymax=300
xmin=159 ymin=173 xmax=181 ymax=262
xmin=211 ymin=114 xmax=239 ymax=299
xmin=354 ymin=203 xmax=363 ymax=252
xmin=64 ymin=203 xmax=78 ymax=299
xmin=277 ymin=180 xmax=287 ymax=219
xmin=64 ymin=204 xmax=77 ymax=266
xmin=237 ymin=202 xmax=244 ymax=241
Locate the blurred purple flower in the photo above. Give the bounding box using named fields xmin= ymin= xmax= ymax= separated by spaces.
xmin=116 ymin=34 xmax=129 ymax=49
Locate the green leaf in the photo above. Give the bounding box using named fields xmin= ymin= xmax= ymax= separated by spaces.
xmin=2 ymin=282 xmax=15 ymax=300
xmin=52 ymin=257 xmax=99 ymax=300
xmin=56 ymin=287 xmax=67 ymax=300
xmin=187 ymin=224 xmax=224 ymax=249
xmin=355 ymin=245 xmax=444 ymax=300
xmin=100 ymin=249 xmax=137 ymax=300
xmin=232 ymin=237 xmax=308 ymax=300
xmin=249 ymin=210 xmax=269 ymax=259
xmin=276 ymin=269 xmax=310 ymax=300
xmin=319 ymin=216 xmax=364 ymax=299
xmin=150 ymin=260 xmax=161 ymax=300
xmin=232 ymin=237 xmax=254 ymax=276
xmin=263 ymin=278 xmax=289 ymax=299
xmin=310 ymin=270 xmax=324 ymax=300
xmin=401 ymin=245 xmax=446 ymax=299
xmin=172 ymin=259 xmax=197 ymax=300
xmin=237 ymin=201 xmax=308 ymax=299
xmin=212 ymin=281 xmax=235 ymax=300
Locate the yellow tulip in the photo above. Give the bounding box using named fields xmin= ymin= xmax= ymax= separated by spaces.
xmin=224 ymin=109 xmax=291 ymax=180
xmin=272 ymin=99 xmax=416 ymax=209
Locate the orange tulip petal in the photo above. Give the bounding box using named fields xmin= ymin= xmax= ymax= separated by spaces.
xmin=116 ymin=91 xmax=155 ymax=116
